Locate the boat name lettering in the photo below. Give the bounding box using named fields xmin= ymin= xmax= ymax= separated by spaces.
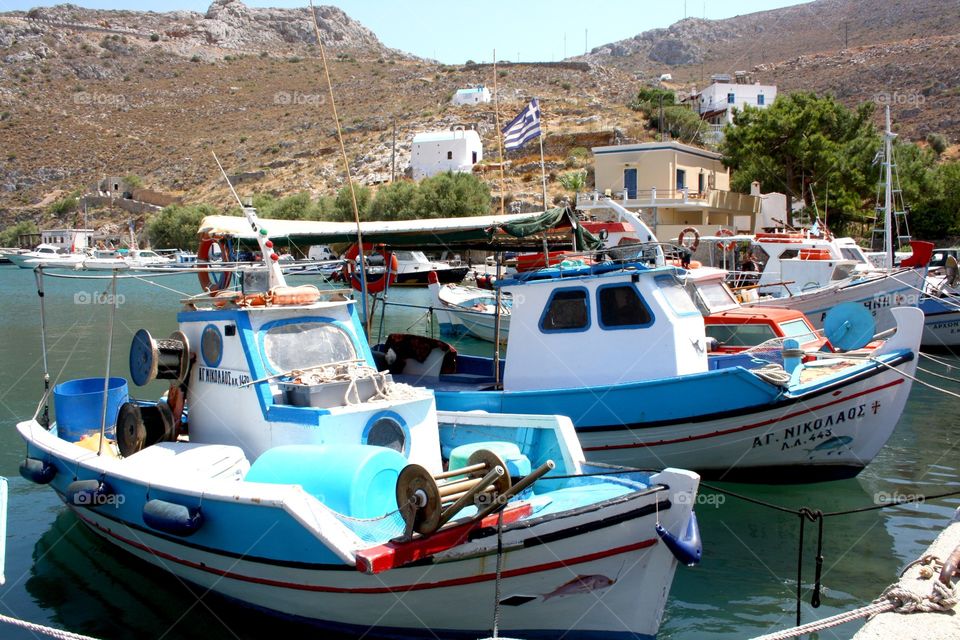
xmin=751 ymin=403 xmax=869 ymax=449
xmin=198 ymin=367 xmax=250 ymax=387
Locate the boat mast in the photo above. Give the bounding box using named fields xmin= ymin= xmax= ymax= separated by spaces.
xmin=883 ymin=105 xmax=896 ymax=266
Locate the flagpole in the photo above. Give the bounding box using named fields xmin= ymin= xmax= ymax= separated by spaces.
xmin=491 ymin=49 xmax=504 ymax=389
xmin=537 ymin=98 xmax=548 ymax=212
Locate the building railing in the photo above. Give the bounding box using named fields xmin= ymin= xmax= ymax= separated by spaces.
xmin=576 ymin=188 xmax=760 ymax=214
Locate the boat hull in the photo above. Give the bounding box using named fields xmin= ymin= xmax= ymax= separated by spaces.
xmin=17 ymin=422 xmax=697 ymax=639
xmin=919 ymin=296 xmax=960 ymax=348
xmin=396 ymin=266 xmax=470 ymax=286
xmin=743 ymin=268 xmax=925 ymax=333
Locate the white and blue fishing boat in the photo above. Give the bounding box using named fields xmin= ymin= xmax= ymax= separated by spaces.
xmin=17 ymin=205 xmax=702 ymax=639
xmin=388 ymin=256 xmax=923 ymax=483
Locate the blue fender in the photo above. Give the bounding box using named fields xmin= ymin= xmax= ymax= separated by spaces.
xmin=143 ymin=499 xmax=203 ymax=537
xmin=66 ymin=479 xmax=116 ymax=508
xmin=656 ymin=511 xmax=702 ymax=566
xmin=19 ymin=457 xmax=56 ymax=485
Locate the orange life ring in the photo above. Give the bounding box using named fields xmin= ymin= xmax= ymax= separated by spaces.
xmin=717 ymin=228 xmax=736 ymax=252
xmin=197 ymin=236 xmax=233 ymax=293
xmin=678 ymin=227 xmax=700 ymax=252
xmin=341 ymin=243 xmax=398 ymax=294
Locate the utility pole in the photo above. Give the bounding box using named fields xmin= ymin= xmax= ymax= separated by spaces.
xmin=390 ymin=117 xmax=396 ymax=182
xmin=584 ymin=29 xmax=587 ymax=55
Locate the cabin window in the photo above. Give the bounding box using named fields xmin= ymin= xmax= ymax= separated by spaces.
xmin=779 ymin=249 xmax=799 ymax=260
xmin=706 ymin=323 xmax=777 ymax=347
xmin=839 ymin=247 xmax=867 ymax=263
xmin=539 ymin=288 xmax=590 ymax=333
xmin=364 ymin=416 xmax=407 ymax=454
xmin=597 ymin=284 xmax=653 ymax=329
xmin=656 ymin=277 xmax=700 ymax=316
xmin=780 ymin=319 xmax=817 ymax=344
xmin=263 ymin=322 xmax=357 ymax=374
xmin=692 ymin=280 xmax=738 ymax=313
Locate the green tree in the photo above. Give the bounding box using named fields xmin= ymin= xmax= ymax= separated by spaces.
xmin=0 ymin=220 xmax=38 ymax=247
xmin=368 ymin=180 xmax=423 ymax=220
xmin=147 ymin=203 xmax=219 ymax=250
xmin=415 ymin=171 xmax=490 ymax=218
xmin=909 ymin=160 xmax=960 ymax=239
xmin=330 ymin=185 xmax=372 ymax=222
xmin=628 ymin=87 xmax=676 ymax=112
xmin=648 ymin=106 xmax=705 ymax=144
xmin=721 ymin=92 xmax=879 ymax=228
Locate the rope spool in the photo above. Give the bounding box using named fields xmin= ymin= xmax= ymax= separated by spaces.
xmin=129 ymin=329 xmax=190 ymax=387
xmin=395 ymin=449 xmax=511 ymax=536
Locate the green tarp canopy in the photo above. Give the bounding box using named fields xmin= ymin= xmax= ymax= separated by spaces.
xmin=198 ymin=207 xmax=600 ymax=252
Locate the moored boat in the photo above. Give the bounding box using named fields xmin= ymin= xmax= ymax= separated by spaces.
xmin=17 ymin=204 xmax=702 ymax=639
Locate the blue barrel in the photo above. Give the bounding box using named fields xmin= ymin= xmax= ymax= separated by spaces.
xmin=245 ymin=444 xmax=407 ymax=518
xmin=53 ymin=377 xmax=128 ymax=442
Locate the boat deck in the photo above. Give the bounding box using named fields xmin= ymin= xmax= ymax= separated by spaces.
xmin=393 ymin=373 xmax=497 ymax=392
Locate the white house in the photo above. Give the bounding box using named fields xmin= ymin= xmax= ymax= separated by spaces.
xmin=40 ymin=228 xmax=94 ymax=251
xmin=451 ymin=86 xmax=491 ymax=106
xmin=690 ymin=73 xmax=777 ymax=126
xmin=411 ymin=128 xmax=483 ymax=180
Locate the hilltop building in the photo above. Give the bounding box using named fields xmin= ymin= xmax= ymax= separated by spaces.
xmin=451 ymin=86 xmax=491 ymax=106
xmin=581 ymin=140 xmax=760 ymax=240
xmin=410 ymin=127 xmax=483 ymax=180
xmin=687 ymin=72 xmax=777 ymax=144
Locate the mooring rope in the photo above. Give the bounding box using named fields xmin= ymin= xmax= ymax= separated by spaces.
xmin=749 ymin=553 xmax=960 ymax=640
xmin=0 ymin=613 xmax=102 ymax=640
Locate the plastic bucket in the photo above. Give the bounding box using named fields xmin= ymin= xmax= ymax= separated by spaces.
xmin=53 ymin=377 xmax=128 ymax=442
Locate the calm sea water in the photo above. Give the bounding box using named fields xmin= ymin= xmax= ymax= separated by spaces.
xmin=0 ymin=266 xmax=957 ymax=640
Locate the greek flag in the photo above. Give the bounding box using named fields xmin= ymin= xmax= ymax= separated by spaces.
xmin=502 ymin=99 xmax=541 ymax=150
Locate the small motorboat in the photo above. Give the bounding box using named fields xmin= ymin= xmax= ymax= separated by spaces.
xmin=8 ymin=243 xmax=87 ymax=269
xmin=392 ymin=249 xmax=470 ymax=286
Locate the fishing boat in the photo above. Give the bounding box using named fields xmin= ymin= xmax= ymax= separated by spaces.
xmin=17 ymin=204 xmax=702 ymax=639
xmin=916 ymin=254 xmax=960 ymax=349
xmin=383 ymin=256 xmax=923 ymax=483
xmin=428 ymin=271 xmax=511 ymax=343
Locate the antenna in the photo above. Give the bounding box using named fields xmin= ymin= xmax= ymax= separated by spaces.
xmin=212 ymin=152 xmax=287 ymax=290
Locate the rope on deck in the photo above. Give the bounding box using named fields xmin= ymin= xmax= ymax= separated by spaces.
xmin=0 ymin=613 xmax=102 ymax=640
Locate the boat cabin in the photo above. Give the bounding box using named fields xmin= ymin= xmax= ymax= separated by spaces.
xmin=498 ymin=262 xmax=708 ymax=391
xmin=170 ymin=291 xmax=442 ymax=473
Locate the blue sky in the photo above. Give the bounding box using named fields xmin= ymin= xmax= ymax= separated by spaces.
xmin=1 ymin=0 xmax=808 ymax=63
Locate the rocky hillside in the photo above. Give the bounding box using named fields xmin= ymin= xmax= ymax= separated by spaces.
xmin=1 ymin=0 xmax=958 ymax=232
xmin=0 ymin=2 xmax=643 ymax=228
xmin=577 ymin=0 xmax=960 ymax=140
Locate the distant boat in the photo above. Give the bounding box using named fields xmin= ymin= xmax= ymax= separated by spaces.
xmin=391 ymin=249 xmax=469 ymax=286
xmin=81 ymin=249 xmax=174 ymax=272
xmin=8 ymin=243 xmax=87 ymax=269
xmin=427 ymin=271 xmax=510 ymax=343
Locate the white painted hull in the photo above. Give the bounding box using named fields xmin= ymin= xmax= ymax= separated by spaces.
xmin=68 ymin=494 xmax=679 ymax=638
xmin=579 ymin=355 xmax=917 ymax=481
xmin=743 ymin=268 xmax=925 ymax=332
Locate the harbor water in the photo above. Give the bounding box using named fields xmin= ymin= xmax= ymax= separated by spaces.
xmin=0 ymin=266 xmax=957 ymax=639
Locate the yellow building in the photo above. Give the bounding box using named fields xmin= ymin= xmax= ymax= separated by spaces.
xmin=584 ymin=141 xmax=759 ymax=242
